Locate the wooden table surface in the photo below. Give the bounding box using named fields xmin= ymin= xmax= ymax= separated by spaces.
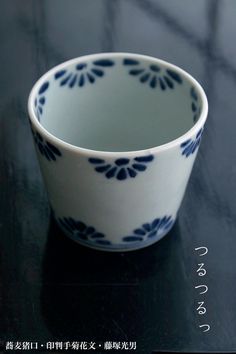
xmin=0 ymin=0 xmax=236 ymax=353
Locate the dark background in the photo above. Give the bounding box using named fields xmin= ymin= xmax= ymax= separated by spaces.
xmin=0 ymin=0 xmax=236 ymax=353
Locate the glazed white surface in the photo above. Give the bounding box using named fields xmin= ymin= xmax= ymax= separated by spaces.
xmin=28 ymin=53 xmax=208 ymax=251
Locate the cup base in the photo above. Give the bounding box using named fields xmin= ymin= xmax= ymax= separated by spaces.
xmin=55 ymin=217 xmax=176 ymax=252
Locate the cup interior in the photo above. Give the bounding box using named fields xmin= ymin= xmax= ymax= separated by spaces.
xmin=32 ymin=54 xmax=204 ymax=152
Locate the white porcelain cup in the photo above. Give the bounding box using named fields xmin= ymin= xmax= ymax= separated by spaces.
xmin=28 ymin=53 xmax=208 ymax=251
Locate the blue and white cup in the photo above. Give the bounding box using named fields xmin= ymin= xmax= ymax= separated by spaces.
xmin=28 ymin=53 xmax=208 ymax=251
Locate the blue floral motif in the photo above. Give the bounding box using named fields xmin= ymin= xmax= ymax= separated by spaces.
xmin=88 ymin=155 xmax=154 ymax=180
xmin=30 ymin=122 xmax=62 ymax=161
xmin=55 ymin=214 xmax=174 ymax=250
xmin=54 ymin=59 xmax=115 ymax=88
xmin=180 ymin=128 xmax=204 ymax=157
xmin=190 ymin=86 xmax=201 ymax=123
xmin=34 ymin=81 xmax=49 ymax=121
xmin=58 ymin=216 xmax=111 ymax=246
xmin=122 ymin=216 xmax=175 ymax=243
xmin=123 ymin=58 xmax=182 ymax=90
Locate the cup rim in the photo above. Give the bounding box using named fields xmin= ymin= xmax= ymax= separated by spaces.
xmin=28 ymin=52 xmax=208 ymax=157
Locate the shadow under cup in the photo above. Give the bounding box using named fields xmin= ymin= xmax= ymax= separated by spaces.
xmin=28 ymin=53 xmax=208 ymax=251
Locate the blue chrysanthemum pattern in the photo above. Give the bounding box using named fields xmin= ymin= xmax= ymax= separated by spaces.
xmin=88 ymin=155 xmax=154 ymax=180
xmin=123 ymin=58 xmax=182 ymax=90
xmin=58 ymin=216 xmax=111 ymax=246
xmin=180 ymin=128 xmax=204 ymax=157
xmin=34 ymin=81 xmax=49 ymax=121
xmin=54 ymin=59 xmax=115 ymax=88
xmin=30 ymin=123 xmax=62 ymax=162
xmin=122 ymin=216 xmax=174 ymax=243
xmin=190 ymin=86 xmax=201 ymax=123
xmin=55 ymin=214 xmax=175 ymax=249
